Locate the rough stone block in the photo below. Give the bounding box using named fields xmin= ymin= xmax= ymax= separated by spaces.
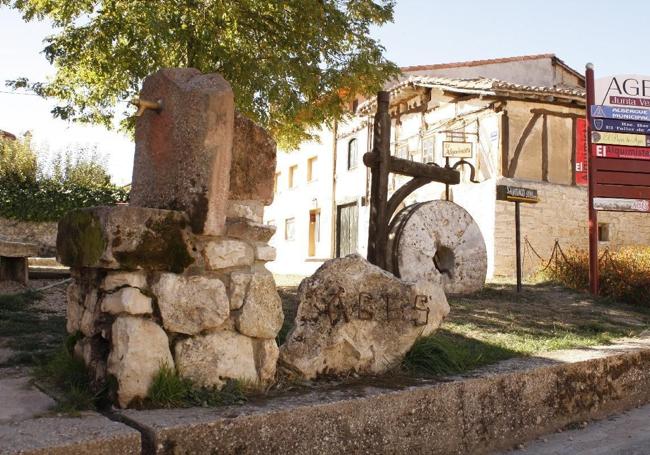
xmin=175 ymin=331 xmax=260 ymax=389
xmin=229 ymin=112 xmax=277 ymax=205
xmin=280 ymin=254 xmax=449 ymax=379
xmin=226 ymin=200 xmax=264 ymax=223
xmin=108 ymin=316 xmax=174 ymax=408
xmin=235 ymin=273 xmax=283 ymax=339
xmin=101 ymin=271 xmax=148 ymax=291
xmin=79 ymin=289 xmax=100 ymax=337
xmin=101 ymin=287 xmax=153 ymax=316
xmin=255 ymin=339 xmax=279 ymax=384
xmin=130 ymin=68 xmax=234 ymax=235
xmin=254 ymin=244 xmax=276 ymax=262
xmin=66 ymin=281 xmax=83 ymax=334
xmin=226 ymin=218 xmax=276 ymax=242
xmin=57 ymin=206 xmax=194 ymax=273
xmin=202 ymin=238 xmax=254 ymax=269
xmin=152 ymin=273 xmax=229 ymax=335
xmin=228 ymin=271 xmax=252 ymax=310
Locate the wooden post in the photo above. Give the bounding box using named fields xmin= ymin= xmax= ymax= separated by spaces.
xmin=367 ymin=91 xmax=391 ymax=267
xmin=586 ymin=63 xmax=599 ymax=295
xmin=515 ymin=201 xmax=522 ymax=293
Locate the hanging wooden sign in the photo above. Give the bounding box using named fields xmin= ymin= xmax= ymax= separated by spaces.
xmin=442 ymin=141 xmax=472 ymax=159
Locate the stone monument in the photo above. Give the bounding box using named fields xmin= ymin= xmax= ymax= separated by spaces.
xmin=280 ymin=255 xmax=449 ymax=379
xmin=57 ymin=68 xmax=282 ymax=408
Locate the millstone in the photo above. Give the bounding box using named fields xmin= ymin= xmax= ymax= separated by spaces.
xmin=387 ymin=200 xmax=487 ymax=294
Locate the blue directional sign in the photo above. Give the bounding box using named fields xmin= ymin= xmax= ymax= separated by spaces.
xmin=591 ymin=105 xmax=650 ymax=122
xmin=592 ymin=118 xmax=650 ymax=134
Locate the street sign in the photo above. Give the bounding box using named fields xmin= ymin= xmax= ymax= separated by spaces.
xmin=495 ymin=184 xmax=539 ymax=292
xmin=591 ymin=118 xmax=650 ymax=134
xmin=496 ymin=185 xmax=538 ymax=203
xmin=591 ymin=131 xmax=650 ymax=147
xmin=592 ymin=144 xmax=650 ymax=160
xmin=593 ymin=197 xmax=650 ymax=212
xmin=594 ymin=75 xmax=650 ymax=108
xmin=442 ymin=141 xmax=472 ymax=158
xmin=585 ymin=68 xmax=650 ymax=296
xmin=591 ymin=105 xmax=650 ymax=122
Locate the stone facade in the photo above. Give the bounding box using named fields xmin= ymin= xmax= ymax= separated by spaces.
xmin=494 ymin=178 xmax=650 ymax=278
xmin=57 ymin=69 xmax=282 ymax=408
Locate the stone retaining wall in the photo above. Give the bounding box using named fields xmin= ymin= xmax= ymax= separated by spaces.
xmin=117 ymin=347 xmax=650 ymax=454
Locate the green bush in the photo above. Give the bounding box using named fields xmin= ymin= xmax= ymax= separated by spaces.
xmin=544 ymin=246 xmax=650 ymax=306
xmin=0 ymin=179 xmax=128 ymax=222
xmin=0 ymin=137 xmax=128 ymax=222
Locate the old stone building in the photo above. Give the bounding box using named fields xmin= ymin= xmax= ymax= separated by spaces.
xmin=265 ymin=54 xmax=650 ymax=279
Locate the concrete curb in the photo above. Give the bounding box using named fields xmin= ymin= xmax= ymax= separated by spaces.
xmin=116 ymin=348 xmax=650 ymax=455
xmin=0 ymin=413 xmax=140 ymax=455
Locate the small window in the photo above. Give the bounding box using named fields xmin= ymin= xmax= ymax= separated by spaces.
xmin=285 ymin=218 xmax=295 ymax=241
xmin=307 ymin=156 xmax=318 ymax=182
xmin=274 ymin=172 xmax=280 ymax=193
xmin=598 ymin=223 xmax=609 ymax=242
xmin=288 ymin=165 xmax=297 ymax=188
xmin=347 ymin=139 xmax=358 ymax=170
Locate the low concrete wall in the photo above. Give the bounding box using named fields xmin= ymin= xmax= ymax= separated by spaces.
xmin=119 ymin=349 xmax=650 ymax=455
xmin=0 ymin=217 xmax=57 ymax=256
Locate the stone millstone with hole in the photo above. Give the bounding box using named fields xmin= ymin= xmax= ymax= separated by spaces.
xmin=279 ymin=254 xmax=449 ymax=379
xmin=387 ymin=200 xmax=487 ymax=294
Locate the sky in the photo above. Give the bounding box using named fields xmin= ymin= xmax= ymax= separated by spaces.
xmin=1 ymin=0 xmax=650 ymax=185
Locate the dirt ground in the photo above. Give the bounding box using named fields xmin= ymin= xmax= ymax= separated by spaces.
xmin=2 ymin=277 xmax=649 ymax=379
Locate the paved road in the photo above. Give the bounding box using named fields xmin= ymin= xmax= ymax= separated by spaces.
xmin=504 ymin=404 xmax=650 ymax=455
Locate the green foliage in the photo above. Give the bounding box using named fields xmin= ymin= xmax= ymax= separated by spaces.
xmin=0 ymin=134 xmax=37 ymax=184
xmin=0 ymin=178 xmax=129 ymax=222
xmin=402 ymin=330 xmax=517 ymax=376
xmin=34 ymin=344 xmax=98 ymax=413
xmin=147 ymin=364 xmax=247 ymax=409
xmin=50 ymin=146 xmax=112 ymax=187
xmin=2 ymin=0 xmax=399 ymax=148
xmin=0 ymin=137 xmax=128 ymax=222
xmin=544 ymin=247 xmax=650 ymax=306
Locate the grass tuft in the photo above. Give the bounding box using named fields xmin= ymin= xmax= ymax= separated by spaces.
xmin=403 ymin=330 xmax=517 ymax=376
xmin=147 ymin=365 xmax=247 ymax=409
xmin=33 ymin=342 xmax=98 ymax=413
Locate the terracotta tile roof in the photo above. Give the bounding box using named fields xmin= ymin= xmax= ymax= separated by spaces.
xmin=400 ymin=54 xmax=584 ymax=83
xmin=357 ymin=75 xmax=586 ymax=114
xmin=400 ymin=54 xmax=557 ymax=73
xmin=0 ymin=130 xmax=16 ymax=140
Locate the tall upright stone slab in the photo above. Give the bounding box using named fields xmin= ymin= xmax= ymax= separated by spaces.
xmin=130 ymin=68 xmax=234 ymax=235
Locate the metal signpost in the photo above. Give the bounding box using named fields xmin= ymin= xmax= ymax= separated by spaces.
xmin=585 ymin=67 xmax=650 ymax=295
xmin=496 ymin=185 xmax=539 ymax=292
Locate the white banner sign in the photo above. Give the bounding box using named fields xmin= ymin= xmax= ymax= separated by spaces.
xmin=595 ymin=75 xmax=650 ymax=108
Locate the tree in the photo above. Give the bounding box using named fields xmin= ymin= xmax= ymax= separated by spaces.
xmin=3 ymin=0 xmax=399 ymax=148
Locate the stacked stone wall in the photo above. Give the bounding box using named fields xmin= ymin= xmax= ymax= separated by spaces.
xmin=58 ymin=69 xmax=281 ymax=408
xmin=493 ymin=178 xmax=650 ymax=278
